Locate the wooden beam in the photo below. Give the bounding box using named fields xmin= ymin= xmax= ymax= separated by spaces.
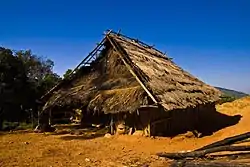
xmin=139 ymin=105 xmax=158 ymax=108
xmin=196 ymin=132 xmax=250 ymax=151
xmin=157 ymin=145 xmax=250 ymax=160
xmin=106 ymin=35 xmax=158 ymax=104
xmin=109 ymin=32 xmax=167 ymax=58
xmin=170 ymin=160 xmax=250 ymax=167
xmin=110 ymin=33 xmax=170 ymax=61
xmin=117 ymin=29 xmax=121 ymax=35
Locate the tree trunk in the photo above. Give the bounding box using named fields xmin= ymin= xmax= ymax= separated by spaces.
xmin=110 ymin=115 xmax=115 ymax=135
xmin=157 ymin=145 xmax=250 ymax=160
xmin=170 ymin=160 xmax=250 ymax=167
xmin=196 ymin=132 xmax=250 ymax=151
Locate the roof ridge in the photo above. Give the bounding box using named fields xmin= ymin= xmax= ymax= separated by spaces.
xmin=107 ymin=30 xmax=170 ymax=60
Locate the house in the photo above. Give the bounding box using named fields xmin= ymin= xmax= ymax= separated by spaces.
xmin=40 ymin=30 xmax=222 ymax=136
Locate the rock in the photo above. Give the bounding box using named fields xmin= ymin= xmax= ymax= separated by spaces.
xmin=128 ymin=127 xmax=133 ymax=135
xmin=34 ymin=125 xmax=43 ymax=133
xmin=151 ymin=155 xmax=159 ymax=160
xmin=184 ymin=131 xmax=196 ymax=138
xmin=131 ymin=165 xmax=138 ymax=167
xmin=85 ymin=158 xmax=90 ymax=162
xmin=55 ymin=130 xmax=69 ymax=135
xmin=74 ymin=131 xmax=83 ymax=135
xmin=104 ymin=133 xmax=112 ymax=138
xmin=142 ymin=164 xmax=149 ymax=167
xmin=24 ymin=142 xmax=29 ymax=145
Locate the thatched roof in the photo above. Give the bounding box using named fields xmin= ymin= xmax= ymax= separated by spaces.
xmin=42 ymin=30 xmax=221 ymax=114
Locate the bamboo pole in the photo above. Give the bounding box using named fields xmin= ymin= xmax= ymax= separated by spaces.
xmin=108 ymin=31 xmax=169 ymax=60
xmin=106 ymin=35 xmax=158 ymax=104
xmin=49 ymin=110 xmax=52 ymax=125
xmin=139 ymin=105 xmax=158 ymax=108
xmin=41 ymin=31 xmax=112 ymax=101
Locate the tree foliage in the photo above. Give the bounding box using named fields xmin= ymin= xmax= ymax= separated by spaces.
xmin=0 ymin=47 xmax=61 ymax=129
xmin=63 ymin=69 xmax=73 ymax=79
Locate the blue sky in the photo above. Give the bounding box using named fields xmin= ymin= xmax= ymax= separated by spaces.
xmin=1 ymin=0 xmax=250 ymax=93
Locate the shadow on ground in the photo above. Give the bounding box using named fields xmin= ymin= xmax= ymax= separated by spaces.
xmin=157 ymin=105 xmax=242 ymax=137
xmin=0 ymin=130 xmax=33 ymax=136
xmin=60 ymin=133 xmax=104 ymax=140
xmin=53 ymin=124 xmax=81 ymax=130
xmin=196 ymin=110 xmax=242 ymax=137
xmin=56 ymin=126 xmax=108 ymax=140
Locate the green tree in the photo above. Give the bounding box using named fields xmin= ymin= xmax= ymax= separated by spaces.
xmin=0 ymin=47 xmax=28 ymax=129
xmin=15 ymin=50 xmax=61 ymax=96
xmin=63 ymin=69 xmax=73 ymax=79
xmin=0 ymin=47 xmax=61 ymax=129
xmin=15 ymin=50 xmax=61 ymax=124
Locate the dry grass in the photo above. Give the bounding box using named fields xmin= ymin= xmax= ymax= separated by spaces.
xmin=45 ymin=48 xmax=145 ymax=114
xmin=88 ymin=86 xmax=146 ymax=114
xmin=110 ymin=33 xmax=221 ymax=110
xmin=44 ymin=32 xmax=221 ymax=115
xmin=217 ymin=96 xmax=250 ymax=115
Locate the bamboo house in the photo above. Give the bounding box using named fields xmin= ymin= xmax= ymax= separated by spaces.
xmin=41 ymin=30 xmax=222 ymax=136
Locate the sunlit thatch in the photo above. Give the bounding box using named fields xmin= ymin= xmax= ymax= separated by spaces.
xmin=43 ymin=31 xmax=221 ymax=114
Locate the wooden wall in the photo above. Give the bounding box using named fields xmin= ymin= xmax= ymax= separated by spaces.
xmin=136 ymin=103 xmax=218 ymax=137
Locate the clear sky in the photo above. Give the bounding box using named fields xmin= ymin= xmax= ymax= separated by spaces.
xmin=1 ymin=0 xmax=250 ymax=93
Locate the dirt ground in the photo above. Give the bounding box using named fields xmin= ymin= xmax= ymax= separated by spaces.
xmin=1 ymin=97 xmax=250 ymax=167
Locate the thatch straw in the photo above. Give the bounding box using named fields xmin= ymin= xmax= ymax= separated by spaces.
xmin=108 ymin=33 xmax=221 ymax=110
xmin=44 ymin=32 xmax=221 ymax=114
xmin=44 ymin=47 xmax=146 ymax=113
xmin=87 ymin=86 xmax=147 ymax=114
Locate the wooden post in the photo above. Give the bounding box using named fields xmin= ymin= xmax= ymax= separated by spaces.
xmin=37 ymin=109 xmax=40 ymax=127
xmin=144 ymin=122 xmax=151 ymax=137
xmin=31 ymin=109 xmax=34 ymax=128
xmin=48 ymin=111 xmax=51 ymax=125
xmin=148 ymin=122 xmax=151 ymax=137
xmin=110 ymin=115 xmax=115 ymax=135
xmin=40 ymin=31 xmax=112 ymax=101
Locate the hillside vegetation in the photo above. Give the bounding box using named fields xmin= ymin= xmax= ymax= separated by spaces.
xmin=216 ymin=87 xmax=249 ymax=98
xmin=215 ymin=87 xmax=249 ymax=104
